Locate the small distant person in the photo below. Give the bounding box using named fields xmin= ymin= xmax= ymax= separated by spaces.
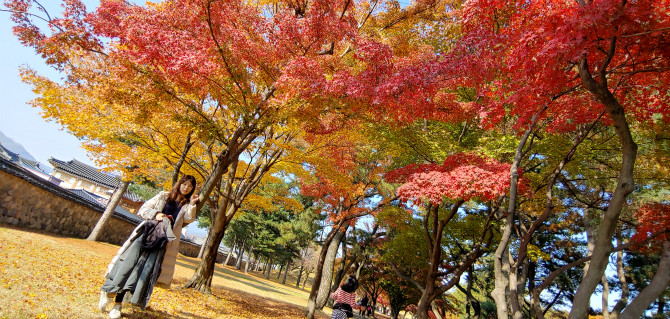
xmin=331 ymin=275 xmax=359 ymax=319
xmin=97 ymin=175 xmax=199 ymax=319
xmin=358 ymin=294 xmax=369 ymax=316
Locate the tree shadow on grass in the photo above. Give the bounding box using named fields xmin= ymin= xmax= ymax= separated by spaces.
xmin=202 ymin=286 xmax=326 ymax=319
xmin=174 ymin=259 xmax=289 ymax=296
xmin=170 ymin=278 xmax=329 ymax=319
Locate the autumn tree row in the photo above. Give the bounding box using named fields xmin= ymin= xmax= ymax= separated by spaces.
xmin=4 ymin=0 xmax=669 ymax=318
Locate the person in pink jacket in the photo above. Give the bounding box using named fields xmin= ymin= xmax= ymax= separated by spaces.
xmin=331 ymin=275 xmax=360 ymax=319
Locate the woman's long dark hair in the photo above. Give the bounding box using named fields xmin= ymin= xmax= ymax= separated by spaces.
xmin=340 ymin=275 xmax=358 ymax=293
xmin=168 ymin=175 xmax=196 ymax=206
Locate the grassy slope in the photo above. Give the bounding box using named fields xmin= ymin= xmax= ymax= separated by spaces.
xmin=0 ymin=225 xmax=329 ymax=319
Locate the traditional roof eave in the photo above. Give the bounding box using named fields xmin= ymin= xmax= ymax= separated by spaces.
xmin=0 ymin=142 xmax=44 ymax=172
xmin=49 ymin=158 xmax=118 ymax=188
xmin=49 ymin=157 xmax=143 ymax=203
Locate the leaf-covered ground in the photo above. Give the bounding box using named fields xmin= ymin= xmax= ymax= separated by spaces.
xmin=0 ymin=226 xmax=330 ymax=319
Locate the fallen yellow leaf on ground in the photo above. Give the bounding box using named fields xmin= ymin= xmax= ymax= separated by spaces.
xmin=0 ymin=226 xmax=329 ymax=319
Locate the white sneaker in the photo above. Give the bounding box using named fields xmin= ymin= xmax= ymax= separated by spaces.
xmin=98 ymin=291 xmax=111 ymax=312
xmin=109 ymin=304 xmax=122 ymax=319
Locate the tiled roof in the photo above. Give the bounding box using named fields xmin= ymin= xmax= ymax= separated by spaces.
xmin=0 ymin=142 xmax=43 ymax=172
xmin=0 ymin=157 xmax=141 ymax=225
xmin=121 ymin=190 xmax=142 ymax=203
xmin=48 ymin=157 xmax=143 ymax=203
xmin=19 ymin=157 xmax=41 ymax=170
xmin=49 ymin=158 xmax=119 ymax=188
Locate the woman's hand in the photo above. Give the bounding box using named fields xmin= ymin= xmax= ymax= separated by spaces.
xmin=155 ymin=213 xmax=165 ymax=220
xmin=190 ymin=194 xmax=199 ymax=206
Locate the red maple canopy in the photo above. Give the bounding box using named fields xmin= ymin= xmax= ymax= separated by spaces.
xmin=386 ymin=153 xmax=515 ymax=204
xmin=451 ymin=0 xmax=670 ymax=132
xmin=632 ymin=203 xmax=670 ymax=252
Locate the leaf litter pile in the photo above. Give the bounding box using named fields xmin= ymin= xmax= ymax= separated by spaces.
xmin=0 ymin=226 xmax=328 ymax=319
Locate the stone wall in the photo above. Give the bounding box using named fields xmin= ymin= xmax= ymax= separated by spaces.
xmin=0 ymin=159 xmax=218 ymax=261
xmin=0 ymin=160 xmax=139 ymax=245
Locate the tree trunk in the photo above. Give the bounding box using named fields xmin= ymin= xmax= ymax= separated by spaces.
xmin=583 ymin=209 xmax=599 ymax=278
xmin=526 ymin=261 xmax=536 ymax=319
xmin=193 ymin=116 xmax=270 ymax=215
xmin=316 ymin=228 xmax=346 ymax=310
xmin=619 ymin=241 xmax=670 ymax=319
xmin=493 ymin=118 xmax=535 ymax=319
xmin=516 ymin=256 xmax=530 ymax=311
xmin=509 ymin=258 xmax=523 ymax=319
xmin=611 ymin=232 xmax=630 ymax=316
xmin=302 ymin=271 xmax=310 ymax=289
xmin=185 ymin=131 xmax=285 ymax=293
xmin=570 ymin=55 xmax=638 ymax=319
xmin=235 ymin=237 xmax=247 ymax=270
xmin=282 ymin=260 xmax=290 ymax=284
xmin=306 ymin=223 xmax=346 ymax=319
xmin=355 ymin=261 xmax=364 ymax=279
xmin=184 ymin=164 xmax=238 ymax=294
xmin=331 ymin=235 xmax=349 ymax=292
xmin=265 ymin=256 xmax=273 ymax=279
xmin=183 ymin=213 xmax=230 ymax=294
xmin=224 ymin=236 xmax=237 ymax=266
xmin=244 ymin=246 xmax=254 ymax=273
xmin=182 ymin=150 xmax=237 ymax=294
xmin=465 ymin=266 xmax=481 ymax=319
xmin=602 ymin=274 xmax=610 ymax=319
xmin=277 ymin=262 xmax=284 ymax=279
xmin=197 ymin=228 xmax=209 ymax=259
xmin=391 ymin=307 xmax=399 ymax=319
xmin=413 ymin=288 xmax=433 ymax=319
xmin=296 ymin=264 xmax=304 ymax=288
xmin=193 ymin=150 xmax=232 ymax=213
xmin=87 ymin=180 xmax=130 ymax=241
xmin=411 ymin=202 xmax=469 ymax=319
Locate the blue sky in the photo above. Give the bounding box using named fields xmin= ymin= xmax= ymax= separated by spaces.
xmin=1 ymin=1 xmax=99 ymax=168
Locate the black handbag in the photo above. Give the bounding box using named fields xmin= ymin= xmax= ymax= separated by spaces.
xmin=332 ymin=302 xmax=354 ymax=318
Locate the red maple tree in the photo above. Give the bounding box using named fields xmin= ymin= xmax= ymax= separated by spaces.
xmin=449 ymin=1 xmax=670 ymax=317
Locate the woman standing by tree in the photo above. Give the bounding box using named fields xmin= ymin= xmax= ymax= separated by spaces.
xmin=97 ymin=175 xmax=199 ymax=319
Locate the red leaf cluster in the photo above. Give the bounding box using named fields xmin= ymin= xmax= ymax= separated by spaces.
xmin=278 ymin=43 xmax=457 ymax=126
xmin=631 ymin=203 xmax=670 ymax=252
xmin=6 ymin=0 xmax=102 ymax=68
xmin=451 ymin=0 xmax=670 ymax=132
xmin=385 ymin=153 xmax=513 ymax=204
